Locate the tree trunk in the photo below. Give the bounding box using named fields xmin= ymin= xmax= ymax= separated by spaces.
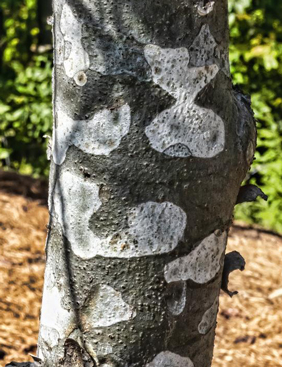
xmin=37 ymin=0 xmax=256 ymax=366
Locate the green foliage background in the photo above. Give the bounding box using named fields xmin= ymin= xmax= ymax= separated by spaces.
xmin=229 ymin=0 xmax=282 ymax=233
xmin=0 ymin=0 xmax=282 ymax=232
xmin=0 ymin=0 xmax=52 ymax=177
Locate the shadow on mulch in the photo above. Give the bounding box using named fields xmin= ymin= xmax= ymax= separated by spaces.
xmin=0 ymin=171 xmax=48 ymax=206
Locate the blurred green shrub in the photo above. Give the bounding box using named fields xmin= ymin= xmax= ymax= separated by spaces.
xmin=229 ymin=0 xmax=282 ymax=233
xmin=0 ymin=0 xmax=52 ymax=177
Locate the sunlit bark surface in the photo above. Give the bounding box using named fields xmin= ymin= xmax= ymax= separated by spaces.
xmin=37 ymin=1 xmax=256 ymax=366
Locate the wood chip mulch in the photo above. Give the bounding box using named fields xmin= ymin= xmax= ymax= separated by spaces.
xmin=0 ymin=174 xmax=281 ymax=366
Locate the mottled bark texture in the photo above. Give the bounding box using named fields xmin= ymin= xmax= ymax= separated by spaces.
xmin=38 ymin=1 xmax=256 ymax=366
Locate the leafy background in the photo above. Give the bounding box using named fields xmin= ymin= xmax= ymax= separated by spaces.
xmin=0 ymin=0 xmax=282 ymax=232
xmin=0 ymin=0 xmax=52 ymax=177
xmin=229 ymin=0 xmax=282 ymax=233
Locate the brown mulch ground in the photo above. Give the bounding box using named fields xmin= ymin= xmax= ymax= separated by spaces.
xmin=0 ymin=172 xmax=282 ymax=366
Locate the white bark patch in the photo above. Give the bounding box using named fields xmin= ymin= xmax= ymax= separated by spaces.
xmin=40 ymin=325 xmax=60 ymax=349
xmin=54 ymin=170 xmax=186 ymax=259
xmin=53 ymin=104 xmax=131 ymax=165
xmin=60 ymin=3 xmax=90 ymax=82
xmin=198 ymin=297 xmax=219 ymax=335
xmin=126 ymin=202 xmax=187 ymax=256
xmin=40 ymin=262 xmax=75 ymax=341
xmin=82 ymin=285 xmax=136 ymax=329
xmin=197 ymin=1 xmax=215 ymax=16
xmin=54 ymin=170 xmax=101 ymax=258
xmin=144 ymin=45 xmax=225 ymax=158
xmin=164 ymin=231 xmax=227 ymax=284
xmin=146 ymin=351 xmax=194 ymax=367
xmin=104 ymin=201 xmax=186 ymax=258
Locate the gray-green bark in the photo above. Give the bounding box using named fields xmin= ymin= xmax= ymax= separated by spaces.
xmin=37 ymin=1 xmax=256 ymax=366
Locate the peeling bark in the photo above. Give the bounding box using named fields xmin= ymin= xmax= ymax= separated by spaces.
xmin=35 ymin=1 xmax=255 ymax=366
xmin=221 ymin=251 xmax=246 ymax=297
xmin=236 ymin=184 xmax=268 ymax=204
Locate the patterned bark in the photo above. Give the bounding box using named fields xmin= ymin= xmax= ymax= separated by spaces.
xmin=37 ymin=1 xmax=256 ymax=366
